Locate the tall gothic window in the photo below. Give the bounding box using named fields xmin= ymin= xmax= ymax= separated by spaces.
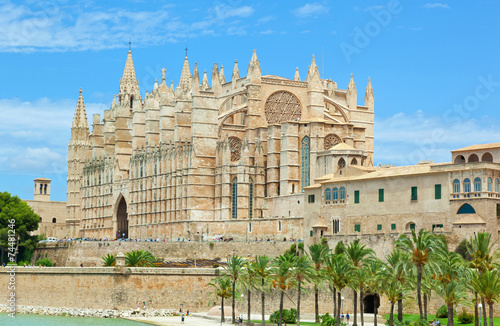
xmin=488 ymin=178 xmax=492 ymax=192
xmin=249 ymin=178 xmax=254 ymax=219
xmin=232 ymin=177 xmax=238 ymax=219
xmin=301 ymin=136 xmax=310 ymax=189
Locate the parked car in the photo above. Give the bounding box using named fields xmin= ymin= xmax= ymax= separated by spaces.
xmin=45 ymin=237 xmax=59 ymax=243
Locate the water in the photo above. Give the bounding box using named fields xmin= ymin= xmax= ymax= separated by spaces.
xmin=0 ymin=313 xmax=149 ymax=325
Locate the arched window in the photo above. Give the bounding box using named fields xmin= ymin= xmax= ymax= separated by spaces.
xmin=453 ymin=179 xmax=460 ymax=193
xmin=52 ymin=217 xmax=57 ymax=223
xmin=332 ymin=187 xmax=339 ymax=202
xmin=351 ymin=158 xmax=358 ymax=165
xmin=339 ymin=187 xmax=346 ymax=202
xmin=325 ymin=188 xmax=331 ymax=204
xmin=301 ymin=137 xmax=310 ymax=189
xmin=232 ymin=178 xmax=238 ymax=219
xmin=457 ymin=203 xmax=476 ymax=214
xmin=482 ymin=152 xmax=493 ymax=162
xmin=249 ymin=178 xmax=254 ymax=219
xmin=488 ymin=178 xmax=492 ymax=192
xmin=496 ymin=179 xmax=499 ymax=193
xmin=464 ymin=178 xmax=471 ymax=193
xmin=468 ymin=154 xmax=479 ymax=163
xmin=474 ymin=177 xmax=482 ymax=192
xmin=338 ymin=158 xmax=346 ymax=170
xmin=454 ymin=155 xmax=465 ymax=164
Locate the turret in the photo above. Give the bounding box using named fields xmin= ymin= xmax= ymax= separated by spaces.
xmin=294 ymin=67 xmax=300 ymax=81
xmin=364 ymin=77 xmax=374 ymax=110
xmin=247 ymin=50 xmax=261 ymax=84
xmin=232 ymin=60 xmax=240 ymax=89
xmin=347 ymin=73 xmax=357 ymax=110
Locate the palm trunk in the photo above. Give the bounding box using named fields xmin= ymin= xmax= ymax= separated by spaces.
xmin=337 ymin=291 xmax=342 ymax=326
xmin=417 ymin=266 xmax=424 ymax=320
xmin=247 ymin=288 xmax=251 ymax=326
xmin=389 ymin=302 xmax=395 ymax=326
xmin=221 ymin=296 xmax=225 ymax=321
xmin=489 ymin=302 xmax=494 ymax=326
xmin=360 ymin=288 xmax=364 ymax=326
xmin=424 ymin=293 xmax=428 ymax=320
xmin=232 ymin=280 xmax=236 ymax=323
xmin=297 ymin=281 xmax=302 ymax=326
xmin=482 ymin=298 xmax=487 ymax=326
xmin=353 ymin=289 xmax=358 ymax=326
xmin=447 ymin=304 xmax=453 ymax=326
xmin=333 ymin=288 xmax=337 ymax=317
xmin=474 ymin=292 xmax=479 ymax=326
xmin=397 ymin=294 xmax=403 ymax=322
xmin=279 ymin=290 xmax=284 ymax=326
xmin=315 ymin=286 xmax=319 ymax=323
xmin=374 ymin=296 xmax=378 ymax=326
xmin=261 ymin=278 xmax=265 ymax=326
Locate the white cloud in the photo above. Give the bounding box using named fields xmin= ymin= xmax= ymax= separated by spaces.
xmin=257 ymin=16 xmax=274 ymax=24
xmin=375 ymin=111 xmax=500 ymax=166
xmin=260 ymin=30 xmax=274 ymax=35
xmin=423 ymin=3 xmax=450 ymax=9
xmin=7 ymin=147 xmax=65 ymax=173
xmin=294 ymin=3 xmax=329 ymax=18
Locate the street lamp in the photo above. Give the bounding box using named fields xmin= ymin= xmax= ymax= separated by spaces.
xmin=240 ymin=293 xmax=244 ymax=322
xmin=478 ymin=303 xmax=482 ymax=326
xmin=219 ymin=307 xmax=223 ymax=326
xmin=271 ymin=313 xmax=275 ymax=326
xmin=341 ymin=296 xmax=345 ymax=315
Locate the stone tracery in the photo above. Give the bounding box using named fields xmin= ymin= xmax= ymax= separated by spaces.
xmin=324 ymin=134 xmax=342 ymax=150
xmin=264 ymin=91 xmax=301 ymax=124
xmin=229 ymin=137 xmax=242 ymax=162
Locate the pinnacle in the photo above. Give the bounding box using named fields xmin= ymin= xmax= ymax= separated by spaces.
xmin=72 ymin=88 xmax=89 ymax=130
xmin=119 ymin=49 xmax=140 ymax=102
xmin=177 ymin=56 xmax=191 ymax=91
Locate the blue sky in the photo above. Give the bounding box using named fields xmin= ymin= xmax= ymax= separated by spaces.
xmin=1 ymin=0 xmax=500 ymax=201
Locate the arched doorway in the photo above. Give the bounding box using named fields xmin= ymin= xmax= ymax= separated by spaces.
xmin=363 ymin=294 xmax=380 ymax=313
xmin=116 ymin=197 xmax=129 ymax=239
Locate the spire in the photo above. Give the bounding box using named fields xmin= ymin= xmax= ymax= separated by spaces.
xmin=202 ymin=69 xmax=209 ymax=90
xmin=72 ymin=88 xmax=89 ymax=129
xmin=119 ymin=49 xmax=140 ymax=105
xmin=212 ymin=63 xmax=220 ymax=93
xmin=232 ymin=60 xmax=240 ymax=89
xmin=247 ymin=49 xmax=261 ymax=80
xmin=193 ymin=62 xmax=200 ymax=93
xmin=348 ymin=73 xmax=356 ymax=91
xmin=364 ymin=76 xmax=374 ymax=109
xmin=306 ymin=55 xmax=321 ymax=90
xmin=177 ymin=56 xmax=191 ymax=93
xmin=347 ymin=73 xmax=358 ymax=109
xmin=294 ymin=67 xmax=300 ymax=81
xmin=219 ymin=64 xmax=226 ymax=84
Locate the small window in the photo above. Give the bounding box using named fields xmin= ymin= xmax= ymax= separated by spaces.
xmin=474 ymin=177 xmax=482 ymax=192
xmin=325 ymin=188 xmax=331 ymax=204
xmin=379 ymin=189 xmax=384 ymax=202
xmin=435 ymin=184 xmax=441 ymax=200
xmin=411 ymin=186 xmax=418 ymax=201
xmin=354 ymin=224 xmax=361 ymax=232
xmin=354 ymin=190 xmax=360 ymax=204
xmin=391 ymin=223 xmax=396 ymax=231
xmin=488 ymin=178 xmax=493 ymax=192
xmin=278 ymin=221 xmax=282 ymax=231
xmin=52 ymin=218 xmax=57 ymax=223
xmin=310 ymin=230 xmax=313 ymax=237
xmin=332 ymin=188 xmax=339 ymax=201
xmin=409 ymin=223 xmax=416 ymax=230
xmin=249 ymin=222 xmax=252 ymax=232
xmin=308 ymin=194 xmax=315 ymax=203
xmin=339 ymin=187 xmax=346 ymax=202
xmin=377 ymin=224 xmax=382 ymax=231
xmin=453 ymin=179 xmax=460 ymax=194
xmin=464 ymin=179 xmax=471 ymax=193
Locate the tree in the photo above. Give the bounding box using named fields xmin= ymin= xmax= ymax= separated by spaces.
xmin=385 ymin=249 xmax=412 ymax=322
xmin=396 ymin=228 xmax=443 ymax=321
xmin=208 ymin=276 xmax=233 ymax=322
xmin=0 ymin=192 xmax=40 ymax=265
xmin=324 ymin=253 xmax=353 ymax=326
xmin=471 ymin=269 xmax=500 ymax=326
xmin=223 ymin=256 xmax=244 ymax=324
xmin=272 ymin=254 xmax=297 ymax=326
xmin=242 ymin=260 xmax=260 ymax=326
xmin=308 ymin=243 xmax=330 ymax=323
xmin=253 ymin=255 xmax=273 ymax=326
xmin=345 ymin=240 xmax=375 ymax=326
xmin=293 ymin=255 xmax=314 ymax=326
xmin=101 ymin=253 xmax=116 ymax=266
xmin=125 ymin=250 xmax=154 ymax=267
xmin=363 ymin=258 xmax=384 ymax=326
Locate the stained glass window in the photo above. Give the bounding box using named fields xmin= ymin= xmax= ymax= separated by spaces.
xmin=232 ymin=177 xmax=238 ymax=219
xmin=301 ymin=136 xmax=310 ymax=189
xmin=249 ymin=178 xmax=254 ymax=219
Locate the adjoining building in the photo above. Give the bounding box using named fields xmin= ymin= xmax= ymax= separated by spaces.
xmin=304 ymin=143 xmax=500 ymax=248
xmin=67 ymin=50 xmax=375 ymax=240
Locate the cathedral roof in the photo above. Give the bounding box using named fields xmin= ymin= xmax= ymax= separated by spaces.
xmin=330 ymin=142 xmax=356 ymax=151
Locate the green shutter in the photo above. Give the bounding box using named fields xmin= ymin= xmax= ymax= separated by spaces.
xmin=354 ymin=224 xmax=361 ymax=232
xmin=310 ymin=230 xmax=313 ymax=237
xmin=379 ymin=189 xmax=384 ymax=202
xmin=435 ymin=184 xmax=441 ymax=200
xmin=354 ymin=190 xmax=360 ymax=204
xmin=391 ymin=223 xmax=396 ymax=230
xmin=410 ymin=223 xmax=416 ymax=230
xmin=377 ymin=224 xmax=382 ymax=231
xmin=411 ymin=186 xmax=418 ymax=200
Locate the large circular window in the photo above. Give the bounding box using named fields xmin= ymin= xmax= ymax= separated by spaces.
xmin=264 ymin=91 xmax=301 ymax=124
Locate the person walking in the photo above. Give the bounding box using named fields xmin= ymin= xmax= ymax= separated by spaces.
xmin=346 ymin=313 xmax=350 ymax=325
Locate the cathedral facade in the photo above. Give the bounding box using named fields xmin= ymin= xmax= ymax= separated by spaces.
xmin=67 ymin=50 xmax=374 ymax=240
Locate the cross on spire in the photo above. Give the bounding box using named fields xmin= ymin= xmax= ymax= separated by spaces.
xmin=129 ymin=41 xmax=132 ymax=51
xmin=185 ymin=45 xmax=188 ymax=57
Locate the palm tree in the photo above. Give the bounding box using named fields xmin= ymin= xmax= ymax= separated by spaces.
xmin=363 ymin=259 xmax=384 ymax=326
xmin=241 ymin=260 xmax=260 ymax=326
xmin=396 ymin=228 xmax=443 ymax=321
xmin=467 ymin=232 xmax=500 ymax=326
xmin=379 ymin=260 xmax=410 ymax=326
xmin=325 ymin=253 xmax=354 ymax=326
xmin=223 ymin=256 xmax=244 ymax=324
xmin=101 ymin=253 xmax=116 ymax=266
xmin=385 ymin=249 xmax=412 ymax=323
xmin=308 ymin=243 xmax=330 ymax=323
xmin=125 ymin=249 xmax=155 ymax=267
xmin=293 ymin=254 xmax=314 ymax=326
xmin=272 ymin=254 xmax=297 ymax=326
xmin=471 ymin=269 xmax=500 ymax=326
xmin=345 ymin=240 xmax=375 ymax=326
xmin=208 ymin=276 xmax=233 ymax=322
xmin=253 ymin=255 xmax=272 ymax=326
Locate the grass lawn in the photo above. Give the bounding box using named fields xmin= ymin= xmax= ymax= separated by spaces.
xmin=383 ymin=313 xmax=500 ymax=325
xmin=250 ymin=319 xmax=321 ymax=325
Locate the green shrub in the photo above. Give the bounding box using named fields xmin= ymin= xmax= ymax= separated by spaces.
xmin=6 ymin=262 xmax=17 ymax=266
xmin=436 ymin=305 xmax=448 ymax=318
xmin=409 ymin=320 xmax=429 ymax=326
xmin=457 ymin=308 xmax=474 ymax=324
xmin=17 ymin=261 xmax=29 ymax=266
xmin=385 ymin=317 xmax=412 ymax=326
xmin=209 ymin=242 xmax=214 ymax=249
xmin=269 ymin=308 xmax=298 ymax=324
xmin=320 ymin=313 xmax=347 ymax=326
xmin=35 ymin=258 xmax=54 ymax=267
